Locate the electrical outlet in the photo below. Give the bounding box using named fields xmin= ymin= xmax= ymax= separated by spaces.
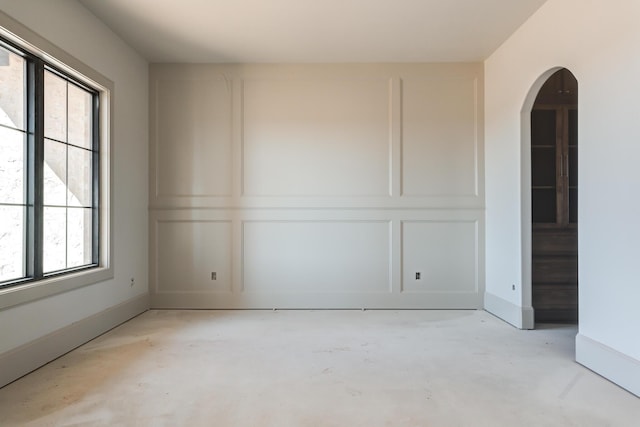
xmin=211 ymin=272 xmax=217 ymax=280
xmin=415 ymin=272 xmax=421 ymax=280
xmin=130 ymin=277 xmax=135 ymax=287
xmin=512 ymin=284 xmax=516 ymax=290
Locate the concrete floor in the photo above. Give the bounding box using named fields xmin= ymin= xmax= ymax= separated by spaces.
xmin=0 ymin=310 xmax=638 ymax=426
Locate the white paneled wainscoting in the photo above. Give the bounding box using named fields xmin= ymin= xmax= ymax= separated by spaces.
xmin=149 ymin=63 xmax=484 ymax=309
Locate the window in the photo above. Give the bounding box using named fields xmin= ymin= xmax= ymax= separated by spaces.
xmin=42 ymin=70 xmax=98 ymax=275
xmin=0 ymin=35 xmax=103 ymax=291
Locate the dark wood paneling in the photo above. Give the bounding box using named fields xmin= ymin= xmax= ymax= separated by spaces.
xmin=532 ymin=227 xmax=578 ymax=323
xmin=532 ymin=227 xmax=578 ymax=255
xmin=534 ymin=308 xmax=578 ymax=323
xmin=533 ymin=283 xmax=578 ymax=308
xmin=532 ymin=256 xmax=577 ymax=284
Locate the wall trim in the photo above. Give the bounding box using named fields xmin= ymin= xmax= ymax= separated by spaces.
xmin=576 ymin=333 xmax=640 ymax=398
xmin=484 ymin=291 xmax=534 ymax=329
xmin=0 ymin=293 xmax=149 ymax=388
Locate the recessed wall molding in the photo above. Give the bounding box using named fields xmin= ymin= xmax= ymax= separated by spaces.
xmin=241 ymin=220 xmax=392 ymax=293
xmin=149 ymin=63 xmax=484 ymax=309
xmin=153 ymin=219 xmax=233 ymax=295
xmin=401 ymin=220 xmax=479 ymax=295
xmin=240 ymin=77 xmax=393 ymax=197
xmin=149 ymin=63 xmax=483 ymax=208
xmin=400 ymin=76 xmax=481 ymax=197
xmin=149 ymin=209 xmax=483 ymax=308
xmin=151 ymin=73 xmax=233 ymax=199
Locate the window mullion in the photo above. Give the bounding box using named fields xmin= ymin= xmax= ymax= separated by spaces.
xmin=24 ymin=57 xmax=36 ymax=279
xmin=32 ymin=58 xmax=45 ymax=279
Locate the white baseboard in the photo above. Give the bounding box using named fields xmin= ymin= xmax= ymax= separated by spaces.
xmin=0 ymin=293 xmax=149 ymax=388
xmin=484 ymin=291 xmax=534 ymax=329
xmin=576 ymin=333 xmax=640 ymax=397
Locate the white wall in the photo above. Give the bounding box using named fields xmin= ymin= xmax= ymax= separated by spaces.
xmin=485 ymin=0 xmax=640 ymax=395
xmin=150 ymin=63 xmax=484 ymax=309
xmin=0 ymin=0 xmax=148 ymax=354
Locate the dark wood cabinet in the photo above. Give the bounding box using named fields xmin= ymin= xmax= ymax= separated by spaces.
xmin=531 ymin=69 xmax=578 ymax=323
xmin=531 ymin=106 xmax=577 ymax=226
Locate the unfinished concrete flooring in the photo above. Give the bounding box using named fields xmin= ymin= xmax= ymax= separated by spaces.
xmin=0 ymin=310 xmax=638 ymax=426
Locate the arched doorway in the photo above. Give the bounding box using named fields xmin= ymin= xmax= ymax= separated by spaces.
xmin=530 ymin=68 xmax=578 ymax=324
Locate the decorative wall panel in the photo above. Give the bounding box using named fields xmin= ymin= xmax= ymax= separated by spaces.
xmin=154 ymin=76 xmax=232 ymax=198
xmin=402 ymin=220 xmax=478 ymax=293
xmin=155 ymin=220 xmax=232 ymax=293
xmin=149 ymin=64 xmax=484 ymax=309
xmin=242 ymin=78 xmax=391 ymax=197
xmin=401 ymin=76 xmax=479 ymax=197
xmin=242 ymin=221 xmax=391 ymax=293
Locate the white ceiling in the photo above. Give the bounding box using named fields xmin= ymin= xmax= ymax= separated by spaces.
xmin=79 ymin=0 xmax=547 ymax=63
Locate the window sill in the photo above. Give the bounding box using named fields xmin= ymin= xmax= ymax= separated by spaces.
xmin=0 ymin=266 xmax=113 ymax=310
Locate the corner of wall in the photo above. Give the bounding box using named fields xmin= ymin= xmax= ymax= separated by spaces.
xmin=484 ymin=291 xmax=534 ymax=329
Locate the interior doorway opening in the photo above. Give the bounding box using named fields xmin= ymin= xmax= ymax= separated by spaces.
xmin=530 ymin=68 xmax=578 ymax=324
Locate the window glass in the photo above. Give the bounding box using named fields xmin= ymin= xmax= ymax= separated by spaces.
xmin=0 ymin=127 xmax=24 ymax=204
xmin=67 ymin=207 xmax=93 ymax=268
xmin=44 ymin=139 xmax=68 ymax=206
xmin=67 ymin=144 xmax=92 ymax=207
xmin=68 ymin=83 xmax=92 ymax=149
xmin=44 ymin=71 xmax=67 ymax=142
xmin=43 ymin=71 xmax=96 ymax=274
xmin=0 ymin=46 xmax=25 ymax=130
xmin=43 ymin=206 xmax=67 ymax=273
xmin=0 ymin=205 xmax=24 ymax=282
xmin=0 ymin=45 xmax=25 ymax=282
